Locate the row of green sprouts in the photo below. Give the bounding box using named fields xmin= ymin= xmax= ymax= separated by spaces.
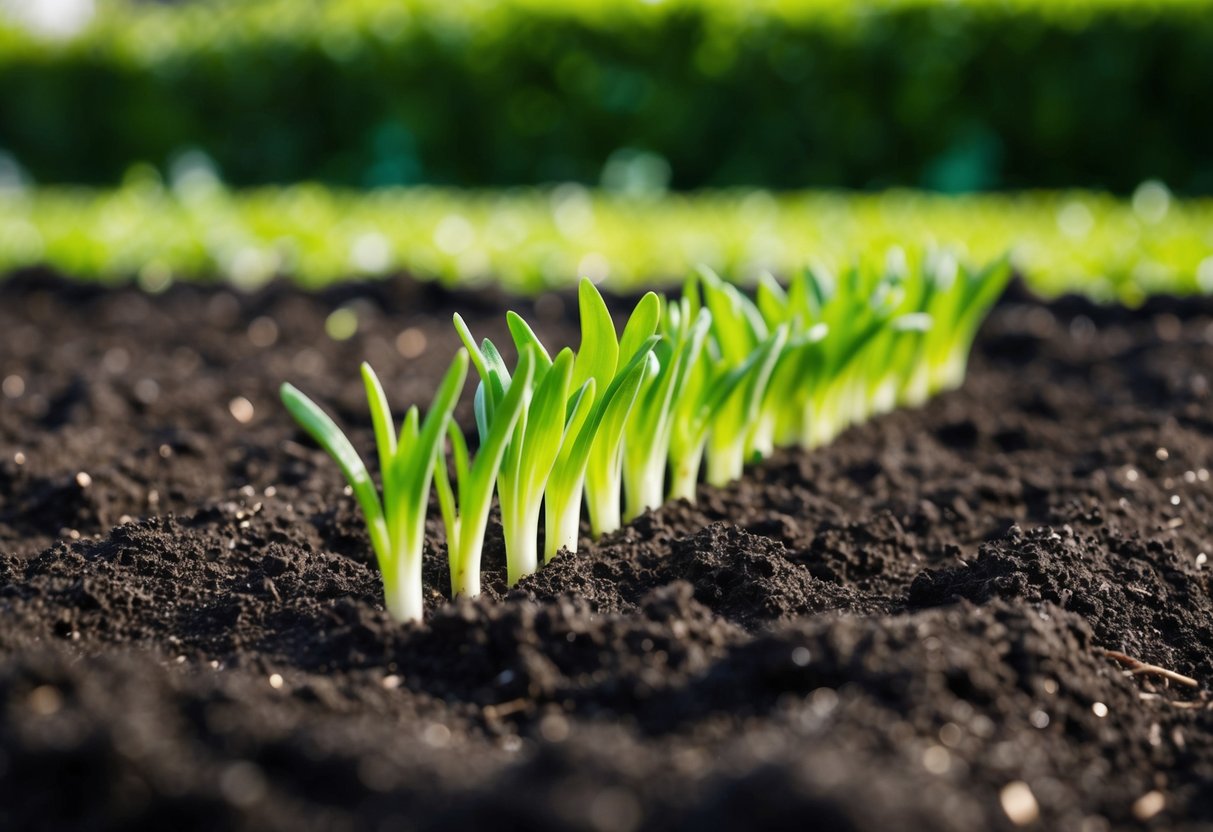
xmin=281 ymin=254 xmax=1011 ymax=622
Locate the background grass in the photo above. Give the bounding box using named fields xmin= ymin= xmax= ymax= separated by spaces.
xmin=2 ymin=182 xmax=1210 ymax=301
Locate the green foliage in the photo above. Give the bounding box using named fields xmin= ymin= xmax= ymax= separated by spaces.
xmin=280 ymin=352 xmax=468 ymax=622
xmin=434 ymin=348 xmax=536 ymax=598
xmin=2 ymin=0 xmax=1213 ymax=192
xmin=3 ymin=185 xmax=1211 ymax=303
xmin=282 ymin=255 xmax=1010 ymax=617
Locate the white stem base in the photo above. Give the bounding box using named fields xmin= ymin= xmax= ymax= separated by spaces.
xmin=505 ymin=505 xmax=541 ymax=585
xmin=383 ymin=574 xmax=423 ymax=623
xmin=545 ymin=498 xmax=582 ymax=563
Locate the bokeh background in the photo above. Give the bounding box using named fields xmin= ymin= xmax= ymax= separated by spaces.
xmin=1 ymin=0 xmax=1212 ymax=299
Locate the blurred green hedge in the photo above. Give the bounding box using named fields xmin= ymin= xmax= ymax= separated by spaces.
xmin=2 ymin=0 xmax=1212 ymax=192
xmin=3 ymin=182 xmax=1210 ymax=301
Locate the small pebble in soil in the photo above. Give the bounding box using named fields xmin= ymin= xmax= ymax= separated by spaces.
xmin=381 ymin=674 xmax=401 ymax=690
xmin=1000 ymin=781 xmax=1040 ymax=826
xmin=26 ymin=686 xmax=63 ymax=717
xmin=540 ymin=713 xmax=570 ymax=743
xmin=396 ymin=327 xmax=427 ymax=358
xmin=922 ymin=746 xmax=951 ymax=774
xmin=13 ymin=451 xmax=24 ymax=465
xmin=134 ymin=379 xmax=159 ymax=404
xmin=101 ymin=348 xmax=130 ymax=374
xmin=1092 ymin=702 xmax=1108 ymax=718
xmin=937 ymin=724 xmax=962 ymax=748
xmin=2 ymin=374 xmax=24 ymax=397
xmin=1124 ymin=468 xmax=1139 ymax=482
xmin=229 ymin=397 xmax=255 ymax=424
xmin=248 ymin=316 xmax=279 ymax=347
xmin=1197 ymin=553 xmax=1207 ymax=569
xmin=1156 ymin=447 xmax=1170 ymax=461
xmin=1030 ymin=710 xmax=1050 ymax=729
xmin=1132 ymin=791 xmax=1166 ymax=821
xmin=422 ymin=723 xmax=451 ymax=748
xmin=268 ymin=674 xmax=284 ymax=689
xmin=75 ymin=471 xmax=91 ymax=488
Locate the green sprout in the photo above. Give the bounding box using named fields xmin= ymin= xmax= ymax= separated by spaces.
xmin=570 ymin=280 xmax=661 ymax=539
xmin=280 ymin=352 xmax=469 ymax=623
xmin=620 ymin=295 xmax=711 ymax=521
xmin=281 ymin=253 xmax=1010 ymax=620
xmin=434 ymin=345 xmax=537 ymax=599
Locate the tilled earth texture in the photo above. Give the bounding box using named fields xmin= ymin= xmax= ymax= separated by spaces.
xmin=1 ymin=271 xmax=1212 ymax=832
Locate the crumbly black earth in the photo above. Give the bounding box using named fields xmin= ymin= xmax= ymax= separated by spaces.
xmin=1 ymin=271 xmax=1212 ymax=831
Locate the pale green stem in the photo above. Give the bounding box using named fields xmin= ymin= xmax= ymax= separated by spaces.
xmin=668 ymin=443 xmax=704 ymax=502
xmin=383 ymin=563 xmax=423 ymax=623
xmin=544 ymin=488 xmax=583 ymax=562
xmin=505 ymin=502 xmax=541 ymax=585
xmin=748 ymin=410 xmax=775 ymax=460
xmin=588 ymin=486 xmax=621 ymax=538
xmin=624 ymin=457 xmax=666 ymax=523
xmin=706 ymin=434 xmax=746 ymax=488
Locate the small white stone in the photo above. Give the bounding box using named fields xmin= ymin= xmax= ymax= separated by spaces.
xmin=396 ymin=327 xmax=428 ymax=358
xmin=1000 ymin=781 xmax=1040 ymax=826
xmin=422 ymin=723 xmax=451 ymax=748
xmin=247 ymin=316 xmax=279 ymax=347
xmin=922 ymin=745 xmax=951 ymax=774
xmin=229 ymin=397 xmax=255 ymax=424
xmin=1132 ymin=790 xmax=1166 ymax=821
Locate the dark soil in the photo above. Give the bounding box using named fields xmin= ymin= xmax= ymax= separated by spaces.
xmin=1 ymin=270 xmax=1212 ymax=831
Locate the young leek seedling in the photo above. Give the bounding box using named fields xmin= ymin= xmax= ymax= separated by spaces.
xmin=922 ymin=255 xmax=1013 ymax=394
xmin=455 ymin=313 xmax=584 ymax=585
xmin=665 ymin=326 xmax=788 ymax=499
xmin=573 ymin=279 xmax=661 ymax=538
xmin=280 ymin=352 xmax=469 ymax=623
xmin=695 ymin=268 xmax=790 ymax=486
xmin=620 ymin=295 xmax=710 ymax=521
xmin=543 ymin=342 xmax=654 ymax=559
xmin=433 ymin=346 xmax=536 ymax=598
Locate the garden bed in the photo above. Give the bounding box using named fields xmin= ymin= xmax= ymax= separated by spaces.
xmin=1 ymin=271 xmax=1211 ymax=830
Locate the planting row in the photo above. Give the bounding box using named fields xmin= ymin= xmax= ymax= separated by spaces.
xmin=2 ymin=0 xmax=1212 ymax=190
xmin=2 ymin=185 xmax=1210 ymax=300
xmin=283 ymin=257 xmax=1011 ymax=621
